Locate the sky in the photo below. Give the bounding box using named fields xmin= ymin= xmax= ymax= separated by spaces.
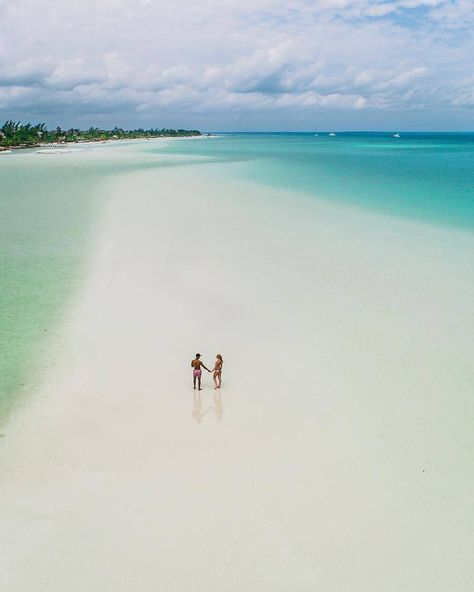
xmin=0 ymin=0 xmax=473 ymax=131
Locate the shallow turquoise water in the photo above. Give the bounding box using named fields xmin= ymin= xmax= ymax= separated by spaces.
xmin=0 ymin=147 xmax=154 ymax=421
xmin=156 ymin=133 xmax=474 ymax=230
xmin=0 ymin=154 xmax=98 ymax=419
xmin=1 ymin=134 xmax=473 ymax=422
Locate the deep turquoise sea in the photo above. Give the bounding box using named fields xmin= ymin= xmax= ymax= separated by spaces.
xmin=158 ymin=132 xmax=474 ymax=230
xmin=0 ymin=133 xmax=473 ymax=421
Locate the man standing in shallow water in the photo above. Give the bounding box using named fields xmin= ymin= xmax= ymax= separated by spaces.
xmin=191 ymin=353 xmax=211 ymax=390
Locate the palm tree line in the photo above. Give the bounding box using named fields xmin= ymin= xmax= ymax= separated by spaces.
xmin=0 ymin=121 xmax=201 ymax=148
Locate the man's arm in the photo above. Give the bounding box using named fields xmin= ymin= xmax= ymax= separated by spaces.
xmin=202 ymin=364 xmax=211 ymax=372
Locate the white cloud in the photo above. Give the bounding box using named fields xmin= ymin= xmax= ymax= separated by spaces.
xmin=0 ymin=0 xmax=472 ymax=129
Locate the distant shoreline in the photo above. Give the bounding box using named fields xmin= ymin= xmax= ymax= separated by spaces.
xmin=0 ymin=121 xmax=202 ymax=151
xmin=0 ymin=135 xmax=204 ymax=152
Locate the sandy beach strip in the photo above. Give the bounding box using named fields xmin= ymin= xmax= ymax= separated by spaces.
xmin=0 ymin=161 xmax=473 ymax=590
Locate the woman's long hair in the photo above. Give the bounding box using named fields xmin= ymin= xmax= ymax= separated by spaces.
xmin=216 ymin=354 xmax=223 ymax=363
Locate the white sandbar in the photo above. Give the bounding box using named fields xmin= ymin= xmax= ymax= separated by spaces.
xmin=0 ymin=160 xmax=473 ymax=590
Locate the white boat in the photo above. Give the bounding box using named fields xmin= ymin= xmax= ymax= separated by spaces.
xmin=314 ymin=133 xmax=318 ymax=136
xmin=329 ymin=132 xmax=336 ymax=137
xmin=393 ymin=133 xmax=401 ymax=138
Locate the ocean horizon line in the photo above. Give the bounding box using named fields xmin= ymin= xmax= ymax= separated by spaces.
xmin=207 ymin=130 xmax=474 ymax=134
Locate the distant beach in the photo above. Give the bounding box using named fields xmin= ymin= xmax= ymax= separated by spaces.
xmin=0 ymin=121 xmax=202 ymax=151
xmin=0 ymin=135 xmax=473 ymax=590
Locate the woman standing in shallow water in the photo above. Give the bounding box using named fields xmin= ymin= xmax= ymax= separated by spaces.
xmin=212 ymin=354 xmax=223 ymax=389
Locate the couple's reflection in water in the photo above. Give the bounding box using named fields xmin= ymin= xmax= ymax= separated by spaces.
xmin=192 ymin=389 xmax=223 ymax=423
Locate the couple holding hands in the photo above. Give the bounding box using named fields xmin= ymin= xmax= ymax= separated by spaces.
xmin=191 ymin=353 xmax=223 ymax=390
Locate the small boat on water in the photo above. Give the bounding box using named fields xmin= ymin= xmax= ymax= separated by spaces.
xmin=329 ymin=132 xmax=336 ymax=137
xmin=393 ymin=133 xmax=401 ymax=138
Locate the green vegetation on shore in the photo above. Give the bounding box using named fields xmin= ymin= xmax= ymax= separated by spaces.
xmin=0 ymin=120 xmax=201 ymax=148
